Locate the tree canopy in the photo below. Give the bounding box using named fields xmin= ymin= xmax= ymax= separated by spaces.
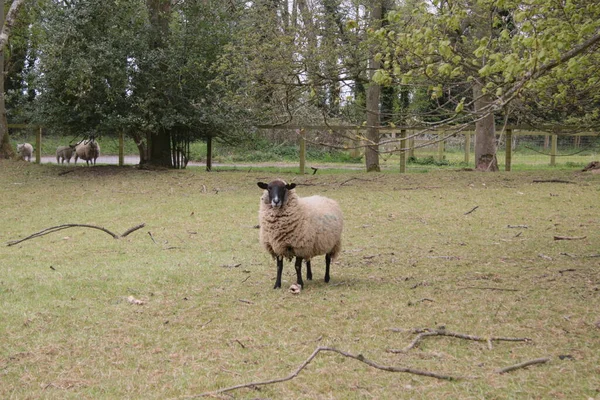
xmin=2 ymin=0 xmax=599 ymax=169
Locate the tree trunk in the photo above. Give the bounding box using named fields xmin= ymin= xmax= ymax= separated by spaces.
xmin=145 ymin=0 xmax=172 ymax=167
xmin=131 ymin=131 xmax=149 ymax=164
xmin=149 ymin=129 xmax=172 ymax=167
xmin=365 ymin=1 xmax=382 ymax=172
xmin=206 ymin=135 xmax=212 ymax=172
xmin=0 ymin=0 xmax=14 ymax=159
xmin=473 ymin=83 xmax=498 ymax=171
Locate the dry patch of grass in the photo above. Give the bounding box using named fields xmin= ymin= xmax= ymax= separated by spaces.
xmin=1 ymin=160 xmax=599 ymax=399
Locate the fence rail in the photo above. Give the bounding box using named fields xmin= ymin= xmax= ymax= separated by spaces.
xmin=9 ymin=124 xmax=600 ymax=171
xmin=263 ymin=125 xmax=599 ymax=172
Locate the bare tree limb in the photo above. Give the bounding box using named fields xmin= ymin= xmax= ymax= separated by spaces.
xmin=120 ymin=223 xmax=146 ymax=237
xmin=6 ymin=223 xmax=146 ymax=246
xmin=532 ymin=179 xmax=576 ymax=184
xmin=0 ymin=0 xmax=27 ymax=50
xmin=387 ymin=328 xmax=531 ymax=353
xmin=553 ymin=235 xmax=587 ymax=241
xmin=496 ymin=357 xmax=550 ymax=374
xmin=464 ymin=206 xmax=479 ymax=215
xmin=189 ymin=346 xmax=460 ymax=398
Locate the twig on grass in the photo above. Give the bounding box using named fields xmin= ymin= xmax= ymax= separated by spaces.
xmin=6 ymin=223 xmax=146 ymax=246
xmin=387 ymin=328 xmax=531 ymax=353
xmin=496 ymin=357 xmax=550 ymax=374
xmin=456 ymin=286 xmax=519 ymax=292
xmin=189 ymin=346 xmax=459 ymax=398
xmin=532 ymin=179 xmax=576 ymax=184
xmin=339 ymin=177 xmax=378 ymax=186
xmin=553 ymin=235 xmax=587 ymax=241
xmin=464 ymin=206 xmax=479 ymax=215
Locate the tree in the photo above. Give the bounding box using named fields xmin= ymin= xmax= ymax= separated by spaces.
xmin=375 ymin=0 xmax=600 ymax=170
xmin=365 ymin=0 xmax=383 ymax=172
xmin=0 ymin=0 xmax=27 ymax=159
xmin=32 ymin=0 xmax=244 ymax=168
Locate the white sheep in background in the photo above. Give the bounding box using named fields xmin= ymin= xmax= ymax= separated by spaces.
xmin=74 ymin=139 xmax=100 ymax=166
xmin=16 ymin=143 xmax=33 ymax=162
xmin=258 ymin=179 xmax=344 ymax=289
xmin=56 ymin=145 xmax=76 ymax=164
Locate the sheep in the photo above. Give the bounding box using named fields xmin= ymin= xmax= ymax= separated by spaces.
xmin=56 ymin=145 xmax=76 ymax=164
xmin=257 ymin=179 xmax=343 ymax=289
xmin=74 ymin=139 xmax=100 ymax=166
xmin=16 ymin=143 xmax=33 ymax=162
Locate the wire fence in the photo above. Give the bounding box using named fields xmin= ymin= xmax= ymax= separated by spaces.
xmin=9 ymin=124 xmax=600 ymax=170
xmin=384 ymin=129 xmax=600 ymax=170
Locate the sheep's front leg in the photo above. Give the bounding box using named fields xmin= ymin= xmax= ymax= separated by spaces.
xmin=324 ymin=253 xmax=331 ymax=283
xmin=305 ymin=259 xmax=312 ymax=280
xmin=294 ymin=257 xmax=304 ymax=287
xmin=274 ymin=256 xmax=284 ymax=289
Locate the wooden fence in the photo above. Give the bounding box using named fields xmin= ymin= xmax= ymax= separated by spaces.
xmin=9 ymin=123 xmax=599 ymax=172
xmin=265 ymin=125 xmax=599 ymax=173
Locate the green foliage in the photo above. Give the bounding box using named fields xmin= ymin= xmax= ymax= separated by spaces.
xmin=214 ymin=134 xmax=362 ymax=164
xmin=26 ymin=0 xmax=246 ymax=154
xmin=377 ymin=0 xmax=600 ymax=128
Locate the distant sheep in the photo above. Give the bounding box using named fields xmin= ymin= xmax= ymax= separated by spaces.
xmin=56 ymin=145 xmax=76 ymax=164
xmin=74 ymin=139 xmax=100 ymax=166
xmin=258 ymin=179 xmax=343 ymax=289
xmin=16 ymin=143 xmax=33 ymax=162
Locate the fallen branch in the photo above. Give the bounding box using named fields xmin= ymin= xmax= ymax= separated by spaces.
xmin=464 ymin=206 xmax=479 ymax=215
xmin=6 ymin=223 xmax=146 ymax=246
xmin=387 ymin=328 xmax=531 ymax=353
xmin=532 ymin=179 xmax=575 ymax=184
xmin=496 ymin=357 xmax=550 ymax=374
xmin=395 ymin=186 xmax=442 ymax=191
xmin=553 ymin=235 xmax=586 ymax=241
xmin=190 ymin=346 xmax=459 ymax=398
xmin=456 ymin=286 xmax=519 ymax=292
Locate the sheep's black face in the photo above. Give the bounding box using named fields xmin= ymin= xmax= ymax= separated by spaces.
xmin=258 ymin=180 xmax=296 ymax=208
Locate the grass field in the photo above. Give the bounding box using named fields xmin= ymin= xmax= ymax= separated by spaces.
xmin=1 ymin=160 xmax=599 ymax=399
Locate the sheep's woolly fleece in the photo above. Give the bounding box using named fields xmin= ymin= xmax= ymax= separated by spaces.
xmin=75 ymin=140 xmax=100 ymax=165
xmin=258 ymin=179 xmax=343 ymax=262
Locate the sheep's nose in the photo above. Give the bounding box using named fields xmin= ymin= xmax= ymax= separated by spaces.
xmin=271 ymin=197 xmax=281 ymax=207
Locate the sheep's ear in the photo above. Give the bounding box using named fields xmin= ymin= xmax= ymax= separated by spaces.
xmin=257 ymin=182 xmax=268 ymax=190
xmin=287 ymin=183 xmax=297 ymax=190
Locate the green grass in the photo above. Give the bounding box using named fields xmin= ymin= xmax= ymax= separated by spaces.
xmin=1 ymin=160 xmax=599 ymax=399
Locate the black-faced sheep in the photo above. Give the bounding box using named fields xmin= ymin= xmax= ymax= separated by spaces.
xmin=56 ymin=145 xmax=76 ymax=164
xmin=257 ymin=179 xmax=343 ymax=289
xmin=74 ymin=139 xmax=100 ymax=166
xmin=16 ymin=143 xmax=33 ymax=162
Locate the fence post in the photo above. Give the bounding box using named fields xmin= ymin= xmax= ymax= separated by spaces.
xmin=298 ymin=129 xmax=305 ymax=175
xmin=36 ymin=126 xmax=42 ymax=164
xmin=464 ymin=132 xmax=471 ymax=164
xmin=550 ymin=134 xmax=557 ymax=166
xmin=437 ymin=132 xmax=444 ymax=162
xmin=505 ymin=129 xmax=512 ymax=171
xmin=206 ymin=136 xmax=212 ymax=171
xmin=118 ymin=131 xmax=124 ymax=166
xmin=399 ymin=129 xmax=406 ymax=173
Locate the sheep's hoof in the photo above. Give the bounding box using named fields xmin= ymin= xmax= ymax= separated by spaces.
xmin=289 ymin=283 xmax=302 ymax=294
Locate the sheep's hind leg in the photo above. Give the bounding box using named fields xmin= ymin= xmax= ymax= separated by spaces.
xmin=306 ymin=259 xmax=312 ymax=280
xmin=294 ymin=257 xmax=304 ymax=287
xmin=274 ymin=257 xmax=284 ymax=289
xmin=324 ymin=254 xmax=331 ymax=283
